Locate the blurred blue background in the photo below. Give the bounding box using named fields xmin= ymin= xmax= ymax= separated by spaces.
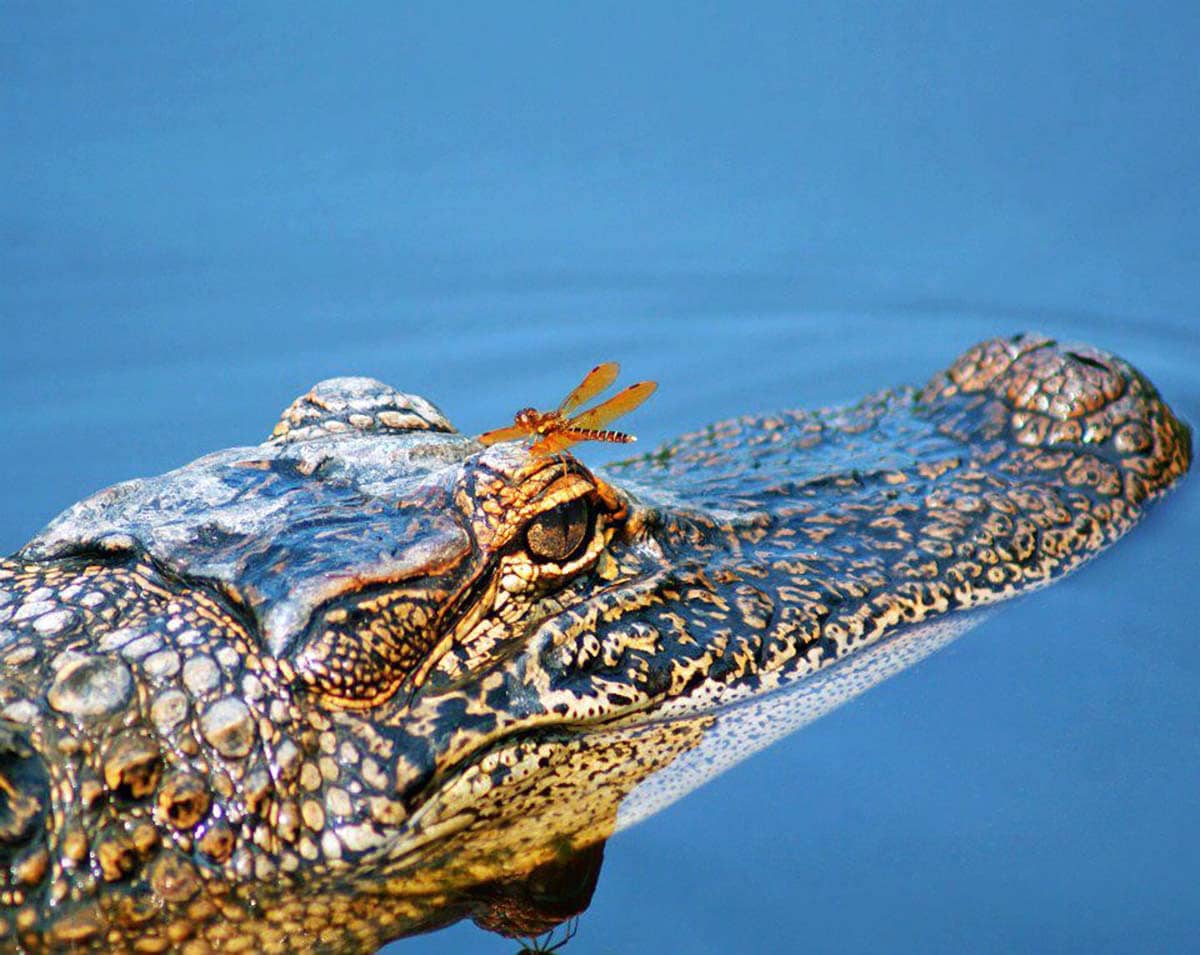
xmin=2 ymin=3 xmax=1197 ymax=953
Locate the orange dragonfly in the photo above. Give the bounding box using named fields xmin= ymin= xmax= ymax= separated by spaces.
xmin=479 ymin=362 xmax=657 ymax=457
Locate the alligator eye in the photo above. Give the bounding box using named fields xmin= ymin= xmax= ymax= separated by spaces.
xmin=526 ymin=496 xmax=591 ymax=563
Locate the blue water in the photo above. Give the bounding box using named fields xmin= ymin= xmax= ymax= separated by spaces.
xmin=2 ymin=4 xmax=1197 ymax=953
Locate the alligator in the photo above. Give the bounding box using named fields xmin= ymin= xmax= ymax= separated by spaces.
xmin=0 ymin=334 xmax=1189 ymax=953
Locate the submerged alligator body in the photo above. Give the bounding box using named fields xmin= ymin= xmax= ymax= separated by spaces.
xmin=0 ymin=335 xmax=1190 ymax=953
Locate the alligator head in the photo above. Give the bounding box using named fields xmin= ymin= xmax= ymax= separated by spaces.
xmin=0 ymin=335 xmax=1190 ymax=952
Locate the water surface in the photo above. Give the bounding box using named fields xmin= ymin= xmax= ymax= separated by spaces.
xmin=2 ymin=4 xmax=1197 ymax=952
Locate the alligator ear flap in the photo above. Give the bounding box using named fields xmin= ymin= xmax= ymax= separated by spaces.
xmin=290 ymin=593 xmax=443 ymax=709
xmin=0 ymin=720 xmax=49 ymax=864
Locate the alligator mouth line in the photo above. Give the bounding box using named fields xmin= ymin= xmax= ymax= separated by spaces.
xmin=397 ymin=599 xmax=999 ymax=867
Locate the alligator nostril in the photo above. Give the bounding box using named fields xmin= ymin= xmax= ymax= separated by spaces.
xmin=1065 ymin=351 xmax=1109 ymax=373
xmin=1012 ymin=333 xmax=1057 ymax=348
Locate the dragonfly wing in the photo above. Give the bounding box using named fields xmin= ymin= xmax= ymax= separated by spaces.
xmin=478 ymin=424 xmax=529 ymax=445
xmin=557 ymin=362 xmax=620 ymax=416
xmin=567 ymin=381 xmax=657 ymax=430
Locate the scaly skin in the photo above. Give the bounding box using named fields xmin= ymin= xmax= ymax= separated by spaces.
xmin=0 ymin=335 xmax=1190 ymax=953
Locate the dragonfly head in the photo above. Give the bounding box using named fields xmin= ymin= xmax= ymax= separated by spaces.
xmin=513 ymin=407 xmax=542 ymax=431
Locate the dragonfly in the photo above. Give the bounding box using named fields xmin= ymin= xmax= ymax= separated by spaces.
xmin=479 ymin=362 xmax=657 ymax=457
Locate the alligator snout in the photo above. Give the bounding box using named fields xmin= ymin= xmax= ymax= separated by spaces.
xmin=919 ymin=334 xmax=1191 ymax=504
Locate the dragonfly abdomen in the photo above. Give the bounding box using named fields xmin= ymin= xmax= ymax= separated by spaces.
xmin=561 ymin=428 xmax=635 ymax=444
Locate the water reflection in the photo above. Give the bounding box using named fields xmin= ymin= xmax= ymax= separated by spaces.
xmin=470 ymin=844 xmax=603 ymax=943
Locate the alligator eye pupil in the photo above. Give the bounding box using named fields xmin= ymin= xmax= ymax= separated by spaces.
xmin=526 ymin=497 xmax=589 ymax=562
